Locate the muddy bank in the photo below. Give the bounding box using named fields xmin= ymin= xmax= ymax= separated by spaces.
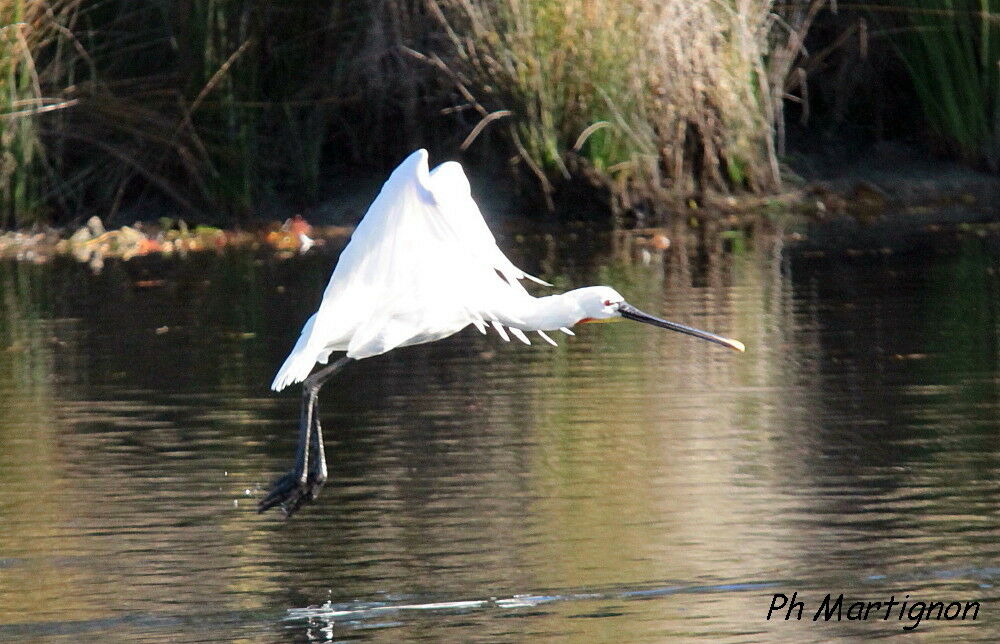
xmin=0 ymin=216 xmax=351 ymax=270
xmin=779 ymin=142 xmax=998 ymax=254
xmin=0 ymin=144 xmax=995 ymax=269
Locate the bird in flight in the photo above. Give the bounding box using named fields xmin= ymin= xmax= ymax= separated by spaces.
xmin=260 ymin=149 xmax=744 ymax=516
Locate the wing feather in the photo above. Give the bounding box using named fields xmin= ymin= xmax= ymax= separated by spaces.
xmin=537 ymin=330 xmax=558 ymax=346
xmin=509 ymin=327 xmax=531 ymax=344
xmin=428 ymin=161 xmax=551 ymax=288
xmin=272 ymin=150 xmax=544 ymax=389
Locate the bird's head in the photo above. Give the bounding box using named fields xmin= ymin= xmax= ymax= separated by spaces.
xmin=573 ymin=286 xmax=627 ymax=322
xmin=570 ymin=285 xmax=745 ymax=352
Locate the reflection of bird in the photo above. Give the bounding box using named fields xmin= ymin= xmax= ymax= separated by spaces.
xmin=260 ymin=149 xmax=745 ymax=516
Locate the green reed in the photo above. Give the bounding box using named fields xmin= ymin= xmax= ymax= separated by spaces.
xmin=1 ymin=1 xmax=45 ymax=227
xmin=890 ymin=0 xmax=999 ymax=168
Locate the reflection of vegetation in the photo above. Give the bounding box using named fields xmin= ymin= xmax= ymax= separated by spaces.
xmin=527 ymin=228 xmax=810 ymax=593
xmin=921 ymin=235 xmax=998 ymax=405
xmin=0 ymin=232 xmax=997 ymax=637
xmin=0 ymin=261 xmax=91 ymax=619
xmin=0 ymin=255 xmax=285 ymax=622
xmin=0 ymin=260 xmax=54 ymax=389
xmin=199 ymin=250 xmax=265 ymax=333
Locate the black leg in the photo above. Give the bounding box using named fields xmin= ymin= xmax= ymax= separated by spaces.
xmin=259 ymin=356 xmax=351 ymax=516
xmin=309 ymin=413 xmax=328 ymax=484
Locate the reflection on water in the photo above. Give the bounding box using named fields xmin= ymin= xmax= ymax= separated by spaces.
xmin=0 ymin=223 xmax=997 ymax=642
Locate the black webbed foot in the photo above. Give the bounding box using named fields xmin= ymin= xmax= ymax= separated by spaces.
xmin=258 ymin=467 xmax=326 ymax=517
xmin=259 ymin=413 xmax=329 ymax=517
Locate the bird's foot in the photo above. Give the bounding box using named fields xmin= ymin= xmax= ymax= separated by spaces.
xmin=258 ymin=469 xmax=326 ymax=517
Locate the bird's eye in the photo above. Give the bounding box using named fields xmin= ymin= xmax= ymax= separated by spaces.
xmin=603 ymin=299 xmax=613 ymax=307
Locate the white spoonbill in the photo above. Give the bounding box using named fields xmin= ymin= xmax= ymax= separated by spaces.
xmin=260 ymin=149 xmax=745 ymax=516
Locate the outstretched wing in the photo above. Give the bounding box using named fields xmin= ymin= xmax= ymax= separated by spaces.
xmin=271 ymin=149 xmax=544 ymax=390
xmin=428 ymin=160 xmax=550 ymax=289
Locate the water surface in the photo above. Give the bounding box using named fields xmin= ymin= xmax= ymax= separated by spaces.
xmin=0 ymin=222 xmax=997 ymax=642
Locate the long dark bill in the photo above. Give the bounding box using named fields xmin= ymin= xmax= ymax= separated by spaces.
xmin=618 ymin=302 xmax=745 ymax=352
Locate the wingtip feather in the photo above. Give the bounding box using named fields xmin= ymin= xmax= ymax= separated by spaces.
xmin=270 ymin=348 xmax=317 ymax=392
xmin=509 ymin=327 xmax=532 ymax=345
xmin=525 ymin=273 xmax=552 ymax=287
xmin=491 ymin=320 xmax=511 ymax=342
xmin=537 ymin=330 xmax=558 ymax=346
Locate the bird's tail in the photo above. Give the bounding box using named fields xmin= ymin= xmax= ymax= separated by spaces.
xmin=271 ymin=314 xmax=319 ymax=391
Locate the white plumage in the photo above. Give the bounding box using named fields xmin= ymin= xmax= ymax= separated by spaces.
xmin=272 ymin=149 xmax=745 ymax=393
xmin=272 ymin=149 xmax=551 ymax=391
xmin=262 ymin=149 xmax=745 ymax=516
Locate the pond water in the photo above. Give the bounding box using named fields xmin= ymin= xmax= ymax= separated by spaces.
xmin=0 ymin=220 xmax=996 ymax=642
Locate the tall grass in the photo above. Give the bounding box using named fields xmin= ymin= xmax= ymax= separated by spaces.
xmin=0 ymin=1 xmax=351 ymax=223
xmin=176 ymin=1 xmax=262 ymax=216
xmin=1 ymin=1 xmax=215 ymax=222
xmin=888 ymin=0 xmax=999 ymax=169
xmin=1 ymin=0 xmax=828 ymax=225
xmin=0 ymin=1 xmax=59 ymax=227
xmin=426 ymin=0 xmax=825 ymax=210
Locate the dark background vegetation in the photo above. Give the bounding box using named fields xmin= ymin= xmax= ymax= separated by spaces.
xmin=1 ymin=0 xmax=997 ymax=227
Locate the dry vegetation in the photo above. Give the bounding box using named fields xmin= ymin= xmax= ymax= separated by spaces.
xmin=424 ymin=0 xmax=828 ymax=211
xmin=0 ymin=0 xmax=994 ymax=226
